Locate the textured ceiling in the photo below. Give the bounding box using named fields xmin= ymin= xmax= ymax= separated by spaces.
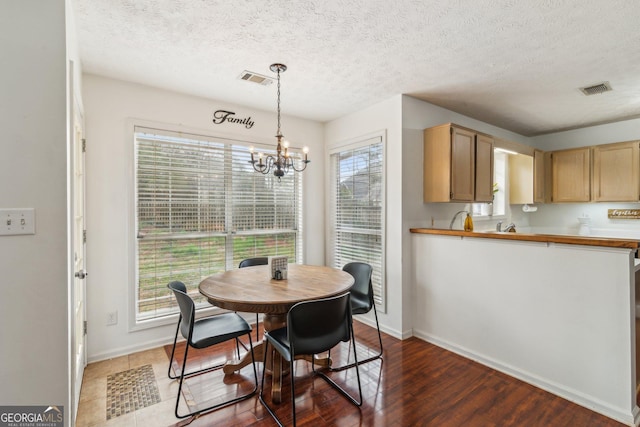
xmin=71 ymin=0 xmax=640 ymax=136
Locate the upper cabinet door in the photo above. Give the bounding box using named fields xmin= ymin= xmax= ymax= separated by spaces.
xmin=474 ymin=134 xmax=494 ymax=202
xmin=424 ymin=123 xmax=495 ymax=203
xmin=551 ymin=147 xmax=591 ymax=202
xmin=450 ymin=127 xmax=476 ymax=201
xmin=533 ymin=149 xmax=545 ymax=203
xmin=508 ymin=153 xmax=534 ymax=205
xmin=592 ymin=141 xmax=640 ymax=202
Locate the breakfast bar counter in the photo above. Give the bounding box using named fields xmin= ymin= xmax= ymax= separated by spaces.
xmin=410 ymin=229 xmax=639 ymax=425
xmin=410 ymin=227 xmax=639 ymax=250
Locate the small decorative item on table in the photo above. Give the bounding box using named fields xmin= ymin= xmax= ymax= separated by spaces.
xmin=269 ymin=256 xmax=288 ymax=280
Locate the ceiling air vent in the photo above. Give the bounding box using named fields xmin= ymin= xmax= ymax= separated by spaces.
xmin=580 ymin=81 xmax=612 ymax=96
xmin=238 ymin=70 xmax=273 ymax=86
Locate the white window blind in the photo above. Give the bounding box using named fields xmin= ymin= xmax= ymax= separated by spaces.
xmin=329 ymin=136 xmax=385 ymax=312
xmin=134 ymin=126 xmax=302 ymax=323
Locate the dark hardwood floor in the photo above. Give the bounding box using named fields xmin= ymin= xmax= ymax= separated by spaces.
xmin=165 ymin=321 xmax=625 ymax=427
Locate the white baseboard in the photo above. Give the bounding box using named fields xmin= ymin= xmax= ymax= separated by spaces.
xmin=412 ymin=329 xmax=638 ymax=426
xmin=352 ymin=315 xmax=407 ymax=340
xmin=88 ymin=336 xmax=177 ymax=363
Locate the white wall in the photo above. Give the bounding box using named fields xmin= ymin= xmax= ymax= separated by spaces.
xmin=0 ymin=0 xmax=71 ymax=423
xmin=82 ymin=74 xmax=325 ymax=361
xmin=412 ymin=234 xmax=637 ymax=425
xmin=532 ymin=118 xmax=640 ymax=151
xmin=324 ymin=95 xmax=408 ymax=337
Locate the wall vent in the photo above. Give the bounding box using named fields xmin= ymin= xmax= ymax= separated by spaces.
xmin=580 ymin=81 xmax=612 ymax=96
xmin=238 ymin=70 xmax=273 ymax=86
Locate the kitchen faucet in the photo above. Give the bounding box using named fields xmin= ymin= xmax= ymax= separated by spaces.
xmin=449 ymin=210 xmax=469 ymax=230
xmin=496 ymin=221 xmax=516 ymax=232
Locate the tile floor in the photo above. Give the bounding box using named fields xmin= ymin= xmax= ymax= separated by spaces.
xmin=76 ymin=346 xmax=181 ymax=426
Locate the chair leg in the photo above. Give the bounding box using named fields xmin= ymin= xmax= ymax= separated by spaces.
xmin=330 ymin=304 xmax=384 ymax=371
xmin=258 ymin=341 xmax=286 ymax=427
xmin=168 ymin=316 xmax=182 ymax=379
xmin=289 ymin=357 xmax=297 ymax=426
xmin=174 ymin=332 xmax=259 ymax=419
xmin=237 ymin=315 xmax=260 ymax=352
xmin=168 ymin=315 xmax=231 ymax=380
xmin=313 ymin=327 xmax=363 ymax=407
xmin=174 ymin=339 xmax=191 ymax=419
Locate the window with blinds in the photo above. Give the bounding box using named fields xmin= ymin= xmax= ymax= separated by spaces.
xmin=134 ymin=126 xmax=303 ymax=323
xmin=329 ymin=136 xmax=385 ymax=312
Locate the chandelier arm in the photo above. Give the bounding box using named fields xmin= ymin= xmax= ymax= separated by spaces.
xmin=289 ymin=159 xmax=310 ymax=172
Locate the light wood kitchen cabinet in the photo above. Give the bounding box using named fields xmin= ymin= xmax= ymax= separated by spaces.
xmin=423 ymin=123 xmax=494 ymax=202
xmin=474 ymin=134 xmax=495 ymax=202
xmin=592 ymin=141 xmax=640 ymax=202
xmin=551 ymin=147 xmax=591 ymax=202
xmin=533 ymin=149 xmax=545 ymax=203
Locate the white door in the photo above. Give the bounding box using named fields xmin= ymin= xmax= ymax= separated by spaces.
xmin=71 ymin=97 xmax=87 ymax=415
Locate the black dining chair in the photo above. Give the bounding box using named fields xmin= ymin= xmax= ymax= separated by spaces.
xmin=166 ymin=281 xmax=258 ymax=419
xmin=259 ymin=292 xmax=362 ymax=427
xmin=239 ymin=256 xmax=269 ymax=341
xmin=330 ymin=262 xmax=383 ymax=370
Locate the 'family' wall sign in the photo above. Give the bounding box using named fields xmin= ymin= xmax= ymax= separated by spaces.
xmin=212 ymin=110 xmax=254 ymax=129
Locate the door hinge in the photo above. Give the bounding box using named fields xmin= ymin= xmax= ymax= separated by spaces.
xmin=83 ymin=229 xmax=87 ymax=244
xmin=83 ymin=320 xmax=87 ymax=335
xmin=82 ymin=139 xmax=86 ymax=153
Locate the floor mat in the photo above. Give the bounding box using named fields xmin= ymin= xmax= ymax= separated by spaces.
xmin=106 ymin=364 xmax=161 ymax=420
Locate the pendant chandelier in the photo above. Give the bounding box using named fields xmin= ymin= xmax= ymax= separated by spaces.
xmin=249 ymin=63 xmax=310 ymax=179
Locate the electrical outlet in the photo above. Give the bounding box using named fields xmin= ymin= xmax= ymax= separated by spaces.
xmin=106 ymin=311 xmax=118 ymax=326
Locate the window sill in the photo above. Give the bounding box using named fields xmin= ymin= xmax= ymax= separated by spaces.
xmin=472 ymin=214 xmax=507 ymax=222
xmin=129 ymin=305 xmax=222 ymax=332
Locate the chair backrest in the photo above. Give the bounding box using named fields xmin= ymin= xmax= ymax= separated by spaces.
xmin=239 ymin=257 xmax=269 ymax=268
xmin=287 ymin=293 xmax=352 ymax=356
xmin=167 ymin=281 xmax=195 ymax=340
xmin=343 ymin=262 xmax=374 ymax=310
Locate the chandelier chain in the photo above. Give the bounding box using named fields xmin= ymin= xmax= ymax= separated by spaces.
xmin=276 ymin=67 xmax=281 ymax=136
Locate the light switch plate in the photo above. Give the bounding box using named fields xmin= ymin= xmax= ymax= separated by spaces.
xmin=0 ymin=208 xmax=35 ymax=235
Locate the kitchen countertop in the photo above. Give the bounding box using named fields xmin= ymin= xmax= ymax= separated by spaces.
xmin=409 ymin=228 xmax=639 ymax=250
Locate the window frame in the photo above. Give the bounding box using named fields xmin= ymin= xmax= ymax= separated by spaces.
xmin=472 ymin=149 xmax=508 ymax=221
xmin=327 ymin=131 xmax=387 ymax=313
xmin=127 ymin=121 xmax=304 ymax=330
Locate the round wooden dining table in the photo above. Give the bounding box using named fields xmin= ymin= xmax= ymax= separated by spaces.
xmin=198 ymin=263 xmax=354 ymax=403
